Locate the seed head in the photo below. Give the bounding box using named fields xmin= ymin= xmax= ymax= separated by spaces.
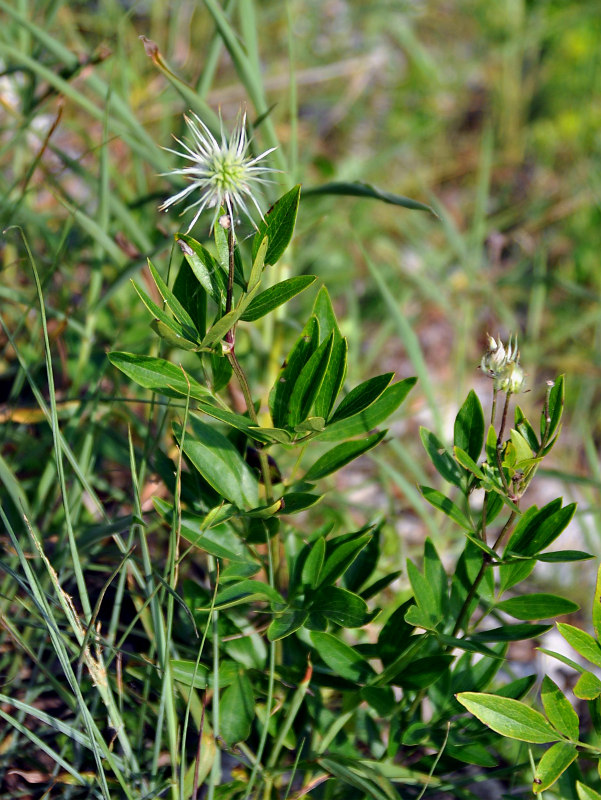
xmin=481 ymin=333 xmax=525 ymax=394
xmin=159 ymin=110 xmax=276 ymax=235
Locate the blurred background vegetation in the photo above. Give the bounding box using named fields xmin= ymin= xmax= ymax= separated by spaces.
xmin=1 ymin=0 xmax=601 ymax=676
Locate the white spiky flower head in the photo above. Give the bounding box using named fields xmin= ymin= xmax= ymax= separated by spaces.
xmin=159 ymin=110 xmax=276 ymax=235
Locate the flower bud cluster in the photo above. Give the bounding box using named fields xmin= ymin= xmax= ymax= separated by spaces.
xmin=481 ymin=334 xmax=525 ymax=394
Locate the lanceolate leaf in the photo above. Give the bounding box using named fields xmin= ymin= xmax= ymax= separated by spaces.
xmin=317 ymin=378 xmax=416 ymax=442
xmin=533 ymin=742 xmax=577 ymax=794
xmin=147 ymin=258 xmax=199 ymax=336
xmin=220 ymin=671 xmax=255 ymax=745
xmin=558 ymin=623 xmax=601 ymax=669
xmin=329 ymin=373 xmax=394 ymax=425
xmin=270 ymin=316 xmax=319 ymax=428
xmin=176 ymin=418 xmax=259 ymax=509
xmin=456 ymin=693 xmax=561 ymax=743
xmin=313 ymin=337 xmax=348 ymax=419
xmin=314 ymin=586 xmax=373 ymax=627
xmin=109 ymin=352 xmax=211 ymax=400
xmin=541 ymin=676 xmax=579 ymax=740
xmin=419 ymin=486 xmax=473 ymax=531
xmin=287 ymin=333 xmax=334 ymax=427
xmin=495 ymin=593 xmax=579 ymax=621
xmin=420 ymin=427 xmax=464 ymax=486
xmin=240 ymin=275 xmax=316 ymax=321
xmin=175 ymin=233 xmax=227 ymax=306
xmin=310 ymin=631 xmax=374 ymax=683
xmin=304 ymin=431 xmax=386 ymax=481
xmin=252 ymin=184 xmax=301 ymax=266
xmin=577 ymin=782 xmax=601 ymax=800
xmin=312 ymin=286 xmax=342 ymax=343
xmin=454 ymin=390 xmax=485 ymax=462
xmin=319 ymin=531 xmax=372 ymax=587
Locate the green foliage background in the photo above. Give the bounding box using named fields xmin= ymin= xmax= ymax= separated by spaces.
xmin=1 ymin=1 xmax=601 ymax=798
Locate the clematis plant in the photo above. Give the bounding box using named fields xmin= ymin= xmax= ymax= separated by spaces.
xmin=106 ymin=110 xmax=588 ymax=799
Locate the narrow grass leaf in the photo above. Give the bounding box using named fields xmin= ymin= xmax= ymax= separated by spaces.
xmin=302 ymin=180 xmax=434 ymax=213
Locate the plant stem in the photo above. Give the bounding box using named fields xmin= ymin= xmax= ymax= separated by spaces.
xmin=495 ymin=390 xmax=512 ymax=495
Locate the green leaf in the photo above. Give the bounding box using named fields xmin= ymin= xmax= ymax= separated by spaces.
xmin=175 ymin=233 xmax=227 ymax=306
xmin=287 ymin=333 xmax=334 ymax=427
xmin=214 ymin=580 xmax=285 ymax=609
xmin=420 ymin=428 xmax=464 ymax=486
xmin=407 ymin=557 xmax=441 ymax=628
xmin=541 ymin=675 xmax=580 ymax=739
xmin=317 ymin=378 xmax=416 ymax=441
xmin=453 ymin=446 xmax=485 ymax=479
xmin=304 ymin=431 xmax=386 ymax=481
xmin=200 ymin=280 xmax=262 ymax=348
xmin=151 ymin=319 xmax=200 ymax=350
xmin=314 ymin=586 xmax=373 ymax=627
xmin=109 ymin=352 xmax=211 ymax=400
xmin=302 ymin=536 xmax=325 ymax=589
xmin=495 ymin=593 xmax=579 ymax=621
xmin=247 ymin=234 xmax=269 ymax=291
xmin=147 ymin=258 xmax=199 ymax=337
xmin=329 ymin=373 xmax=394 ymax=425
xmin=419 ymin=486 xmax=473 ymax=531
xmin=240 ymin=275 xmax=316 ymax=321
xmin=173 ymin=258 xmax=207 ymax=338
xmin=577 ymin=782 xmax=601 ymax=800
xmin=471 ymin=623 xmax=551 ymax=642
xmin=535 ymin=550 xmax=594 ymax=563
xmin=252 ymin=185 xmax=301 ymax=266
xmin=133 ymin=281 xmax=199 ymax=346
xmin=176 ymin=418 xmax=259 ymax=509
xmin=395 ymin=655 xmax=454 ymax=689
xmin=309 ymin=631 xmax=374 ymax=683
xmin=154 ymin=499 xmax=255 ymax=563
xmin=267 ymin=607 xmax=309 ymax=641
xmin=312 ymin=286 xmax=342 ymax=343
xmin=515 ymin=406 xmax=540 ymax=451
xmin=319 ymin=531 xmax=372 ymax=587
xmin=270 ymin=316 xmax=319 ymax=428
xmin=279 ymin=493 xmax=323 ymax=514
xmin=313 ymin=337 xmax=348 ymax=420
xmin=533 ymin=741 xmax=577 ymax=794
xmin=456 ymin=692 xmax=561 ymax=743
xmin=194 ymin=404 xmax=287 ymax=445
xmin=545 ymin=375 xmax=564 ymax=441
xmin=593 ymin=563 xmax=601 ymax=640
xmin=510 ymin=428 xmax=534 ymax=465
xmin=302 ymin=180 xmax=434 ymax=214
xmin=171 ymin=659 xmax=238 ymax=689
xmin=454 ymin=390 xmax=485 ymax=462
xmin=220 ymin=671 xmax=255 ymax=745
xmin=558 ymin=623 xmax=601 ymax=669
